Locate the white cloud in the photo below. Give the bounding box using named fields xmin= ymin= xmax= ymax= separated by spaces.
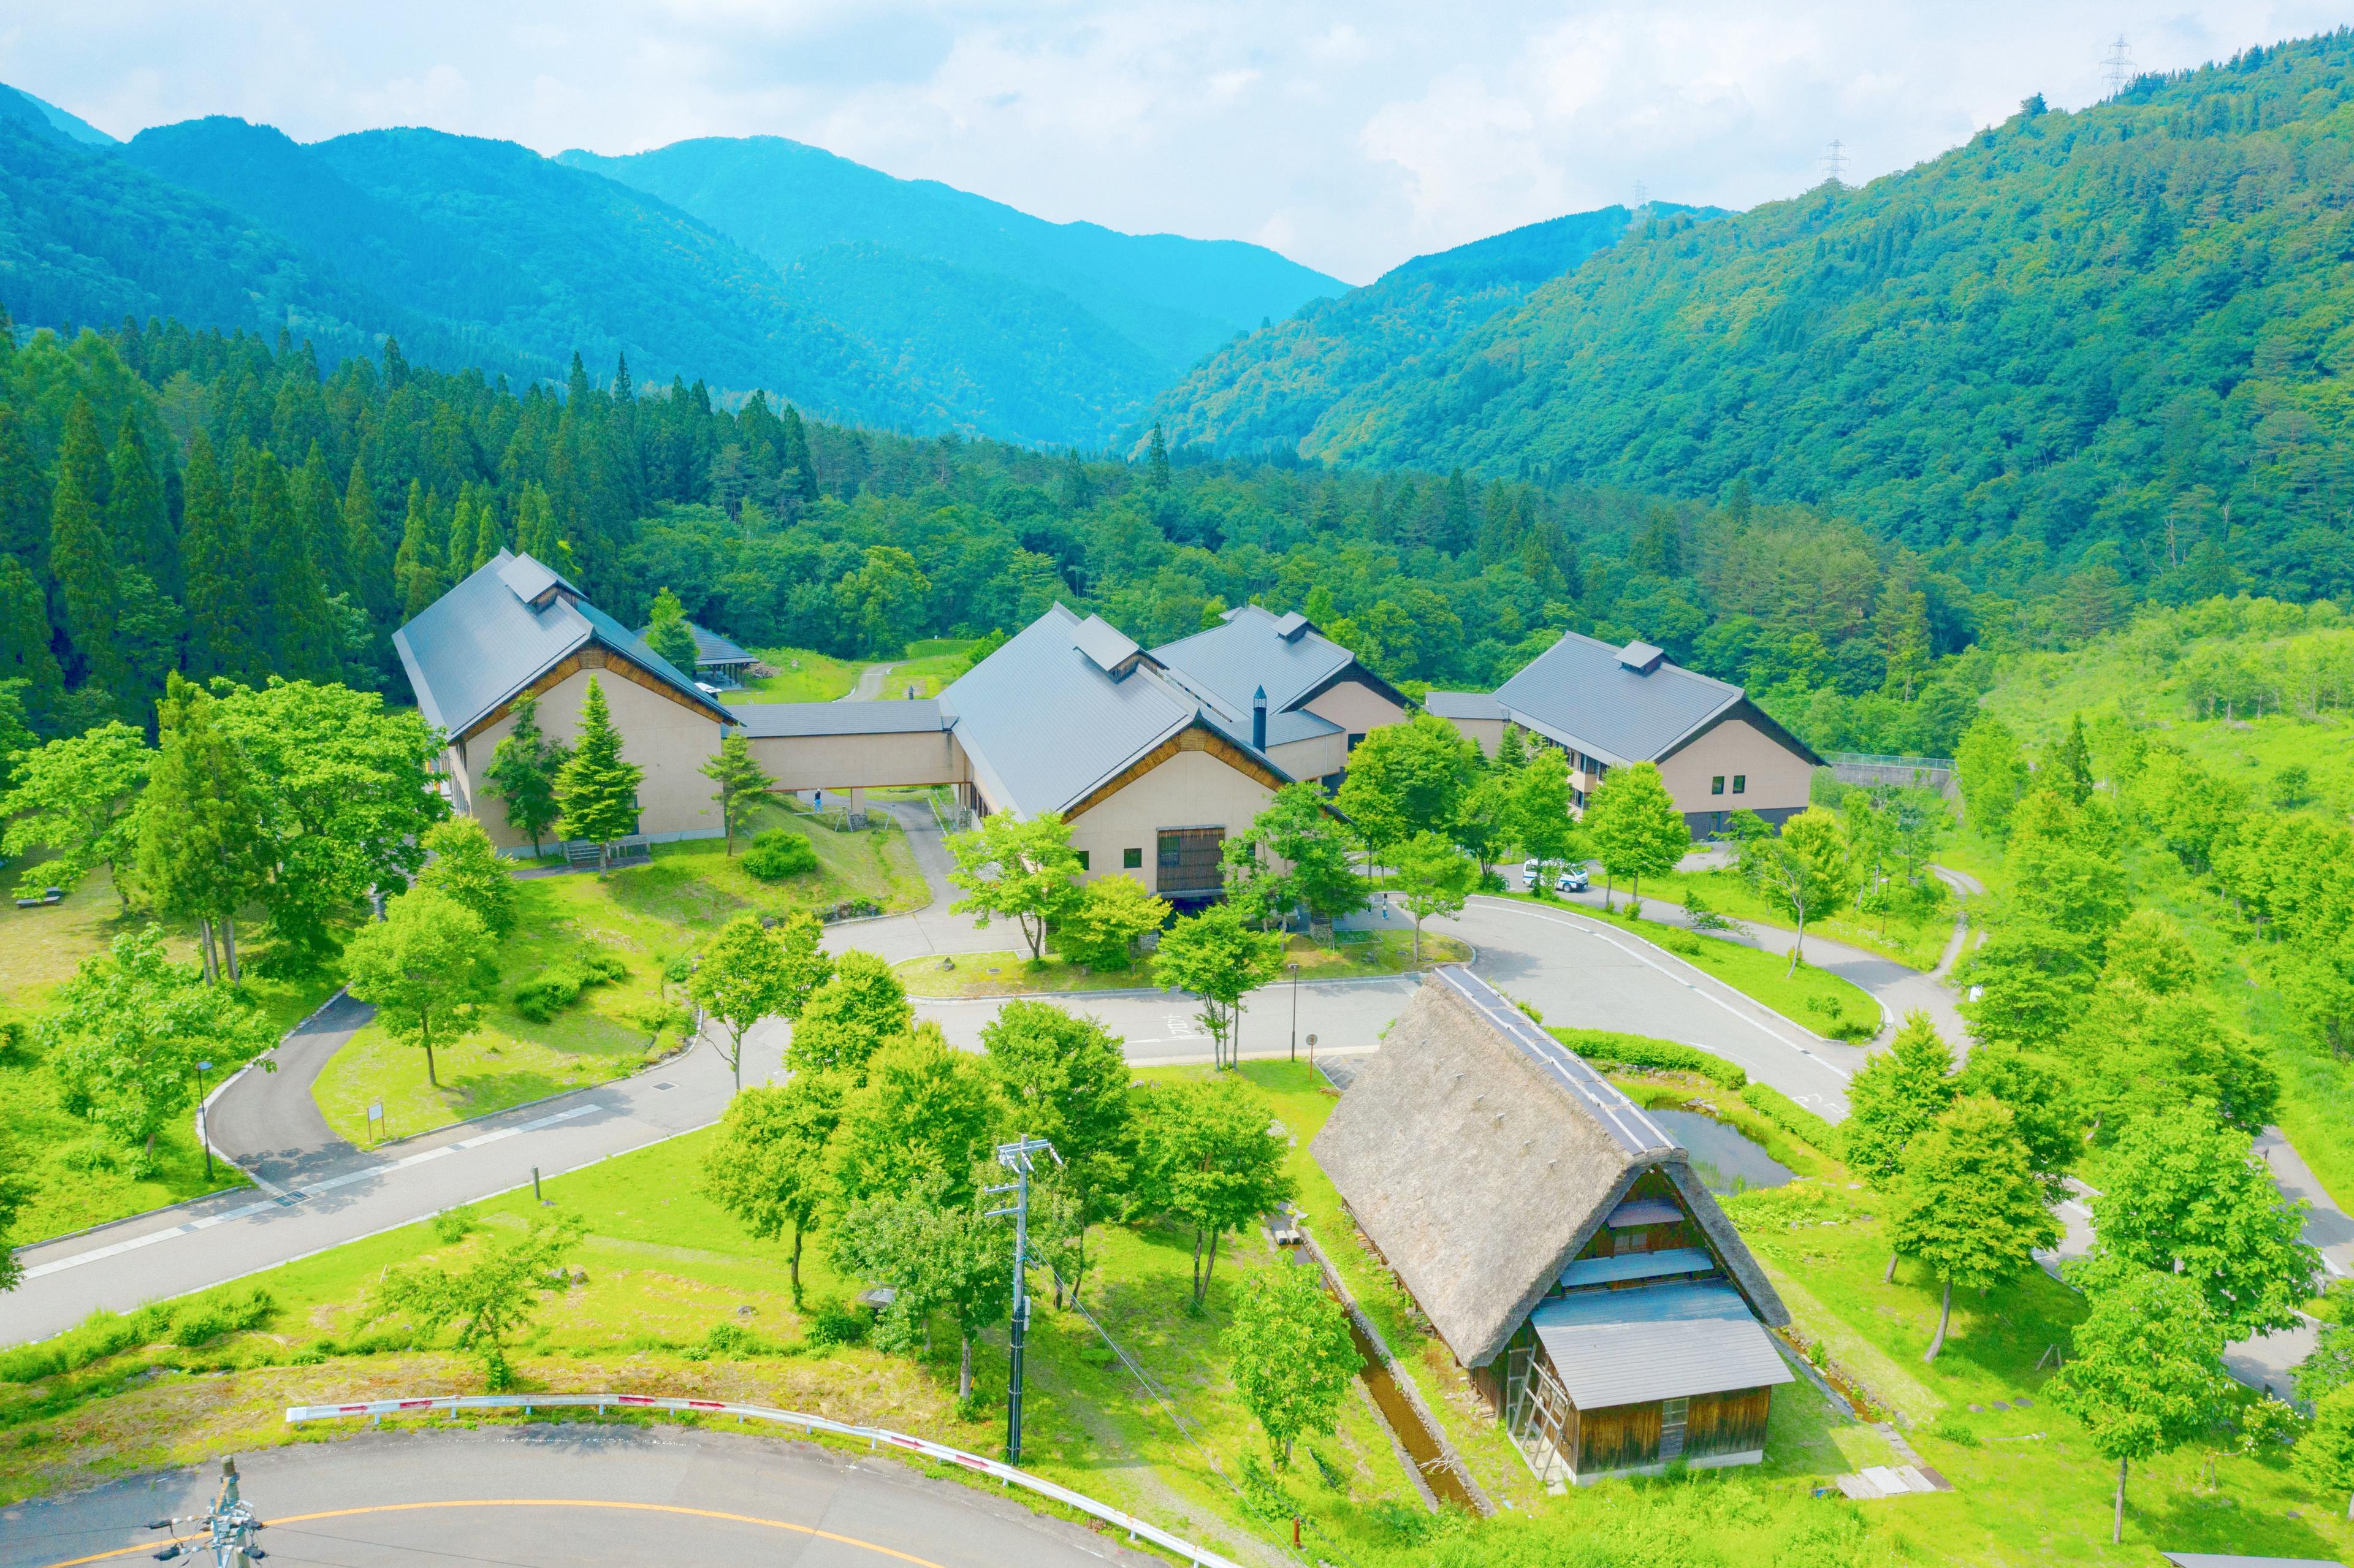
xmin=1 ymin=1 xmax=2347 ymax=281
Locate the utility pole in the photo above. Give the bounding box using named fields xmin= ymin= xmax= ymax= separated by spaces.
xmin=986 ymin=1135 xmax=1061 ymax=1466
xmin=147 ymin=1456 xmax=264 ymax=1565
xmin=2103 ymin=36 xmax=2135 ymax=97
xmin=1823 ymin=139 xmax=1848 ymax=187
xmin=1287 ymin=962 xmax=1300 ymax=1062
xmin=1632 ymin=178 xmax=1648 ymax=213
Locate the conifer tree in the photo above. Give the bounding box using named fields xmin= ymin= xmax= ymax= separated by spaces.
xmin=47 ymin=466 xmax=121 ymax=696
xmin=342 ymin=459 xmax=391 ymax=618
xmin=295 ymin=442 xmax=351 ymax=596
xmin=178 ymin=432 xmax=253 ymax=683
xmin=104 ymin=417 xmax=172 ymax=593
xmin=0 ymin=553 xmax=63 ymax=726
xmin=0 ymin=405 xmax=46 ymax=562
xmin=514 ymin=482 xmax=558 ymax=563
xmin=135 ymin=672 xmax=265 ymax=981
xmin=1148 ymin=422 xmax=1172 ymax=490
xmin=643 ymin=586 xmax=698 ymax=672
xmin=777 ymin=403 xmax=818 ymax=503
xmin=395 ymin=480 xmax=443 ymax=616
xmin=248 ymin=449 xmax=335 ymax=681
xmin=552 ymin=678 xmax=643 ymax=872
xmin=482 ymin=693 xmax=568 ymax=856
xmin=58 ymin=397 xmax=110 ymax=519
xmin=468 ymin=489 xmax=501 ymax=571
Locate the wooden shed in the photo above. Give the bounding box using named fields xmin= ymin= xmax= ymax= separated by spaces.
xmin=1311 ymin=967 xmax=1794 ymax=1486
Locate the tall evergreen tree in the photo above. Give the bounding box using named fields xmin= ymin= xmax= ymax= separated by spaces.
xmin=467 ymin=487 xmax=501 ymax=571
xmin=342 ymin=459 xmax=391 ymax=620
xmin=777 ymin=403 xmax=818 ymax=504
xmin=482 ymin=693 xmax=569 ymax=856
xmin=514 ymin=482 xmax=558 ymax=563
xmin=0 ymin=552 xmax=64 ymax=726
xmin=552 ymin=678 xmax=644 ymax=872
xmin=395 ymin=479 xmax=443 ymax=616
xmin=135 ymin=672 xmax=265 ymax=981
xmin=248 ymin=449 xmax=335 ymax=681
xmin=295 ymin=442 xmax=351 ymax=596
xmin=58 ymin=397 xmax=110 ymax=519
xmin=103 ymin=417 xmax=172 ymax=595
xmin=178 ymin=432 xmax=253 ymax=683
xmin=0 ymin=405 xmax=47 ymax=563
xmin=47 ymin=466 xmax=121 ymax=698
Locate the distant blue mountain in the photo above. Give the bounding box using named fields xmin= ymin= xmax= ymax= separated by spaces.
xmin=1151 ymin=203 xmax=1722 ymax=455
xmin=0 ymin=85 xmax=118 ymax=147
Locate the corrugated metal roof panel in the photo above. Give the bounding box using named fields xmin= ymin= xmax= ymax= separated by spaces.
xmin=1556 ymin=1247 xmax=1716 ymax=1289
xmin=1425 ymin=690 xmax=1507 ymax=721
xmin=727 ymin=699 xmax=946 ymax=738
xmin=1531 ymin=1280 xmax=1794 ymax=1409
xmin=1493 ymin=630 xmax=1742 ymax=765
xmin=1152 ymin=604 xmax=1354 ymax=714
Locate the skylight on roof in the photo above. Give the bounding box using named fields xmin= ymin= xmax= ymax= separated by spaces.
xmin=1617 ymin=641 xmax=1664 ymax=674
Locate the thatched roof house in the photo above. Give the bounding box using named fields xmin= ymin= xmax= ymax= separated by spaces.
xmin=1312 ymin=967 xmax=1794 ymax=1486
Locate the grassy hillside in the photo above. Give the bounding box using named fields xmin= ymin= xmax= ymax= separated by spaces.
xmin=1228 ymin=34 xmax=2354 ymax=605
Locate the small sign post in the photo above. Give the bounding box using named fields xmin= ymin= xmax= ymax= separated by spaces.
xmin=195 ymin=1062 xmax=213 ymax=1179
xmin=367 ymin=1100 xmax=384 ymax=1144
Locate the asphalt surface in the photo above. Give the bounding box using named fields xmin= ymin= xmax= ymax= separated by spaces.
xmin=0 ymin=1425 xmax=1165 ymax=1568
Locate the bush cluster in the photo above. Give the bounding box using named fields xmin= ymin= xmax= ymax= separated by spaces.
xmin=1552 ymin=1027 xmax=1748 ymax=1090
xmin=512 ymin=948 xmax=630 ymax=1022
xmin=743 ymin=829 xmax=820 ymax=882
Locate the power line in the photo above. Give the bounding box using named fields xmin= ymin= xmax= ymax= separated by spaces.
xmin=2103 ymin=36 xmax=2135 ymax=96
xmin=1632 ymin=179 xmax=1648 ymax=212
xmin=1823 ymin=139 xmax=1848 ymax=187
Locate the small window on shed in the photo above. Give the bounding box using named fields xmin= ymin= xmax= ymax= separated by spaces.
xmin=1710 ymin=775 xmax=1724 ymax=796
xmin=1732 ymin=774 xmax=1746 ymax=794
xmin=1123 ymin=847 xmax=1143 ymax=869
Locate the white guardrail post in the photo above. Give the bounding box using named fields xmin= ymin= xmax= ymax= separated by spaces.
xmin=285 ymin=1393 xmax=1238 ymax=1568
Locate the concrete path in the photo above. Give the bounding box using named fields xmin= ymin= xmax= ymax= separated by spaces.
xmin=0 ymin=1425 xmax=1165 ymax=1568
xmin=845 ymin=660 xmax=901 ymax=701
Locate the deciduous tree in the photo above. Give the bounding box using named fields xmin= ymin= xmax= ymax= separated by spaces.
xmin=1135 ymin=1078 xmax=1296 ymax=1307
xmin=341 ymin=888 xmax=497 ymax=1087
xmin=690 ymin=914 xmax=799 ymax=1095
xmin=1587 ymin=761 xmax=1688 ymax=912
xmin=1390 ymin=829 xmax=1477 ymax=961
xmin=783 ymin=948 xmax=903 ymax=1078
xmin=1152 ymin=900 xmax=1285 ymax=1068
xmin=2299 ymin=1387 xmax=2354 ymax=1522
xmin=829 ymin=1025 xmax=997 ymax=1205
xmin=1734 ymin=807 xmax=1855 ymax=973
xmin=482 ymin=693 xmax=569 ymax=856
xmin=1891 ymin=1096 xmax=2059 ymax=1360
xmin=945 ymin=811 xmax=1082 ymax=961
xmin=2052 ymin=1268 xmax=2228 ymax=1545
xmin=1054 ymin=873 xmax=1170 ymax=970
xmin=981 ymin=1000 xmax=1135 ymax=1301
xmin=2 ymin=720 xmax=147 ymax=902
xmin=703 ymin=1073 xmax=847 ymax=1302
xmin=365 ymin=1211 xmax=582 ymax=1390
xmin=1224 ymin=1265 xmax=1362 ymax=1467
xmin=417 ymin=817 xmax=518 ymax=936
xmin=1333 ymin=713 xmax=1479 ymax=869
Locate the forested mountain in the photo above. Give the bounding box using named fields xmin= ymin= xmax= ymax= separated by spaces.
xmin=1172 ymin=32 xmax=2354 ymax=610
xmin=1152 ymin=204 xmax=1713 ymax=456
xmin=0 ymin=85 xmax=116 ymax=147
xmin=558 ymin=137 xmax=1346 ymax=373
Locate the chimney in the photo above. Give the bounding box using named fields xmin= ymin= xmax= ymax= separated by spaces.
xmin=1252 ymin=685 xmax=1268 ymax=751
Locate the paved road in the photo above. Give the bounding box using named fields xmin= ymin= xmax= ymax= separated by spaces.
xmin=0 ymin=1425 xmax=1163 ymax=1568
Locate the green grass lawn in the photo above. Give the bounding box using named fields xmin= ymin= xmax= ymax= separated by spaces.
xmin=313 ymin=809 xmax=925 ymax=1147
xmin=882 ymin=639 xmax=977 ymax=699
xmin=893 ymin=930 xmax=1476 ymax=1000
xmin=735 ymin=646 xmax=863 ymax=704
xmin=1631 ymin=865 xmax=1957 ymax=971
xmin=0 ymin=864 xmax=342 ymax=1243
xmin=1499 ymin=892 xmax=1884 ymax=1043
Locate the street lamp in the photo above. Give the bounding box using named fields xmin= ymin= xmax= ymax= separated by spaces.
xmin=194 ymin=1060 xmax=213 ymax=1181
xmin=1288 ymin=962 xmax=1300 ymax=1062
xmin=1306 ymin=1033 xmax=1318 ymax=1076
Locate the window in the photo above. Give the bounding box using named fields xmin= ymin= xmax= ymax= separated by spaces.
xmin=1075 ymin=850 xmax=1090 ymax=870
xmin=1710 ymin=775 xmax=1724 ymax=796
xmin=1732 ymin=774 xmax=1746 ymax=794
xmin=1659 ymin=1396 xmax=1689 ymax=1460
xmin=1347 ymin=732 xmax=1367 ymax=752
xmin=1156 ymin=828 xmax=1225 ymax=896
xmin=1122 ymin=847 xmax=1143 ymax=869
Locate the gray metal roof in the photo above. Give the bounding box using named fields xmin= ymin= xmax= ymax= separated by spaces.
xmin=727 ymin=699 xmax=946 ymax=738
xmin=1152 ymin=604 xmax=1358 ymax=715
xmin=1530 ymin=1280 xmax=1795 ymax=1409
xmin=1424 ymin=690 xmax=1507 ymax=721
xmin=1434 ymin=968 xmax=1676 ymax=1159
xmin=393 ymin=551 xmax=726 ymax=739
xmin=1607 ymin=1198 xmax=1683 ymax=1228
xmin=1557 ymin=1247 xmax=1716 ymax=1290
xmin=943 ymin=604 xmax=1292 ymax=816
xmin=1492 ymin=630 xmax=1745 ymax=767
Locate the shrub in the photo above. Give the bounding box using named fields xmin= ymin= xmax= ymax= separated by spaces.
xmin=802 ymin=1297 xmax=869 ymax=1348
xmin=1552 ymin=1027 xmax=1746 ymax=1089
xmin=1659 ymin=927 xmax=1704 ymax=956
xmin=744 ymin=829 xmax=819 ymax=881
xmin=512 ymin=946 xmax=628 ymax=1021
xmin=432 ymin=1206 xmax=478 ymax=1244
xmin=1739 ymin=1082 xmax=1843 ymax=1156
xmin=1932 ymin=1418 xmax=1981 ymax=1447
xmin=172 ymin=1309 xmax=231 ymax=1348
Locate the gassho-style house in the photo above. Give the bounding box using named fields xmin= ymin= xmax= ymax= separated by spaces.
xmin=1313 ymin=967 xmax=1796 ymax=1487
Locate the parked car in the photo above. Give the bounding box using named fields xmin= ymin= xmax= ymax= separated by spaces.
xmin=1556 ymin=868 xmax=1591 ymax=893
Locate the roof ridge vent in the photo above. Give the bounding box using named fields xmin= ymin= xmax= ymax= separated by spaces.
xmin=1272 ymin=611 xmax=1311 ymax=642
xmin=1617 ymin=640 xmax=1664 ymax=674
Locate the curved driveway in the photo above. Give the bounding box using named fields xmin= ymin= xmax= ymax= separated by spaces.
xmin=0 ymin=1425 xmax=1165 ymax=1568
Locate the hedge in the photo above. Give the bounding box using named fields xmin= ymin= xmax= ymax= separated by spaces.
xmin=1739 ymin=1081 xmax=1843 ymax=1158
xmin=1547 ymin=1027 xmax=1747 ymax=1090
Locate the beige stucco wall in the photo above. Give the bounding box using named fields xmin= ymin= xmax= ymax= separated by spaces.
xmin=1657 ymin=716 xmax=1813 ymax=824
xmin=747 ymin=728 xmax=968 ymax=793
xmin=1267 ymin=731 xmax=1349 ymax=783
xmin=1301 ymin=677 xmax=1406 ymax=737
xmin=452 ymin=661 xmax=726 ymax=851
xmin=1441 ymin=715 xmax=1508 ymax=758
xmin=1065 ymin=747 xmax=1281 ymax=894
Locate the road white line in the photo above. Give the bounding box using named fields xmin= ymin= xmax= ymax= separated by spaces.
xmin=21 ymin=1105 xmax=609 ymax=1282
xmin=1466 ymin=897 xmax=1851 ymax=1079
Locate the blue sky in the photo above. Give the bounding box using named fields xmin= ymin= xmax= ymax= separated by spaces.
xmin=4 ymin=2 xmax=2345 ymax=282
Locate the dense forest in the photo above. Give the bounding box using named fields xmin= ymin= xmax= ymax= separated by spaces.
xmin=1158 ymin=32 xmax=2354 ymax=609
xmin=0 ymin=306 xmax=2046 ymax=769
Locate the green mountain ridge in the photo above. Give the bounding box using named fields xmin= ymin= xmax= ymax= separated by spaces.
xmin=1167 ymin=32 xmax=2354 ymax=606
xmin=1151 ymin=202 xmax=1717 ymax=456
xmin=555 ymin=135 xmax=1347 ymax=375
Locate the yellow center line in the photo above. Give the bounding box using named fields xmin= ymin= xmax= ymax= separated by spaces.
xmin=40 ymin=1499 xmax=951 ymax=1568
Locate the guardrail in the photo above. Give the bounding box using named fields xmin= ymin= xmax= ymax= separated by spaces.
xmin=1825 ymin=752 xmax=1955 ymax=771
xmin=285 ymin=1392 xmax=1247 ymax=1568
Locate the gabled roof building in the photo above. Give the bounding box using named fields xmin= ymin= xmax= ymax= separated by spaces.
xmin=396 ymin=552 xmax=732 ymax=851
xmin=1152 ymin=604 xmax=1411 ymax=786
xmin=1429 ymin=631 xmax=1822 ymax=837
xmin=1314 ymin=967 xmax=1794 ymax=1487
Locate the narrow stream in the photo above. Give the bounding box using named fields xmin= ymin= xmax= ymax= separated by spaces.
xmin=1340 ymin=1306 xmax=1480 ymax=1512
